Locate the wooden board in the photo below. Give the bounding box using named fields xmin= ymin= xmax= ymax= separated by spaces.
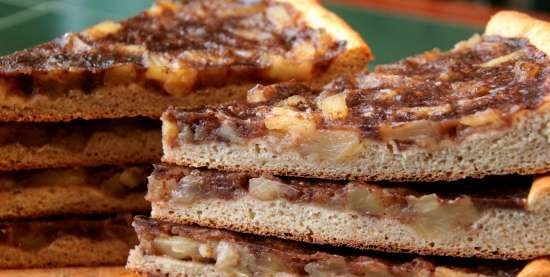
xmin=0 ymin=266 xmax=139 ymax=277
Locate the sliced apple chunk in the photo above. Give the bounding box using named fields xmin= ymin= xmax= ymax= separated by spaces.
xmin=317 ymin=92 xmax=348 ymax=120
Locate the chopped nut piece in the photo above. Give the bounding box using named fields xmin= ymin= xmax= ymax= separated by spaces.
xmin=231 ymin=28 xmax=272 ymax=41
xmin=400 ymin=104 xmax=452 ymax=117
xmin=458 ymin=109 xmax=503 ymax=127
xmin=83 ymin=21 xmax=122 ymax=39
xmin=63 ymin=34 xmax=92 ymax=53
xmin=153 ymin=236 xmax=200 ymax=260
xmin=317 ymin=92 xmax=348 ymax=120
xmin=479 ymin=50 xmax=524 ymax=67
xmin=216 ymin=241 xmax=240 ymax=269
xmin=527 ymin=176 xmax=550 ymax=211
xmin=264 ymin=107 xmax=316 ymax=136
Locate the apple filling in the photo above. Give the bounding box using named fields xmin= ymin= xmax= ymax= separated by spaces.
xmin=149 ymin=167 xmax=540 ymax=239
xmin=0 ymin=165 xmax=150 ymax=198
xmin=138 ymin=217 xmax=525 ymax=277
xmin=247 ymin=178 xmax=481 ymax=238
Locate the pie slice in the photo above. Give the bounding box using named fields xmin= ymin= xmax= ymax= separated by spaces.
xmin=0 ymin=118 xmax=160 ymax=171
xmin=162 ymin=11 xmax=550 ymax=182
xmin=0 ymin=165 xmax=151 ymax=219
xmin=147 ymin=165 xmax=550 ymax=260
xmin=127 ymin=216 xmax=548 ymax=277
xmin=0 ymin=214 xmax=136 ymax=269
xmin=0 ymin=0 xmax=370 ymax=122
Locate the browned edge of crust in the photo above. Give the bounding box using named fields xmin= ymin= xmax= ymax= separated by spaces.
xmin=486 ymin=11 xmax=550 ymax=56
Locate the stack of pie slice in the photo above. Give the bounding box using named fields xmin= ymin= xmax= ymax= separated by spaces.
xmin=127 ymin=10 xmax=550 ymax=277
xmin=0 ymin=0 xmax=370 ymax=270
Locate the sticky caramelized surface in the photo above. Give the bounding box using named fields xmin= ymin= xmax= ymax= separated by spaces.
xmin=134 ymin=216 xmax=524 ymax=277
xmin=148 ymin=165 xmax=537 ymax=239
xmin=0 ymin=0 xmax=345 ymax=97
xmin=164 ymin=35 xmax=550 ymax=146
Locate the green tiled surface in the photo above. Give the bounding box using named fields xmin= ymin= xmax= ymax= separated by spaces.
xmin=325 ymin=2 xmax=482 ymax=66
xmin=0 ymin=0 xmax=481 ymax=66
xmin=0 ymin=2 xmax=23 ymax=18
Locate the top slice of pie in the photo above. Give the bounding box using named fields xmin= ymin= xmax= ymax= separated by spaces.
xmin=0 ymin=0 xmax=370 ymax=122
xmin=162 ymin=11 xmax=550 ymax=182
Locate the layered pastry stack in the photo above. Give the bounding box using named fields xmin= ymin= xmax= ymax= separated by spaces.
xmin=128 ymin=10 xmax=550 ymax=277
xmin=0 ymin=0 xmax=370 ymax=270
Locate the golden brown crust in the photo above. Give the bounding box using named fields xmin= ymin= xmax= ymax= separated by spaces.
xmin=280 ymin=0 xmax=369 ymax=52
xmin=518 ymin=259 xmax=550 ymax=277
xmin=485 ymin=11 xmax=550 ymax=56
xmin=528 ymin=175 xmax=550 ymax=210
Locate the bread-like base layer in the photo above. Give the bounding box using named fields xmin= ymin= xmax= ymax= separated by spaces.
xmin=0 ymin=122 xmax=160 ymax=171
xmin=152 ymin=195 xmax=550 ymax=260
xmin=0 ymin=185 xmax=147 ymax=219
xmin=163 ymin=110 xmax=550 ymax=182
xmin=127 ymin=247 xmax=548 ymax=277
xmin=0 ymin=266 xmax=133 ymax=277
xmin=127 ymin=249 xmax=221 ymax=277
xmin=0 ymin=83 xmax=247 ymax=122
xmin=0 ymin=235 xmax=132 ymax=269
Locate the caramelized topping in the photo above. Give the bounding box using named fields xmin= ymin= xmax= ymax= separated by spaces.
xmin=165 ymin=35 xmax=550 ymax=149
xmin=0 ymin=0 xmax=345 ymax=97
